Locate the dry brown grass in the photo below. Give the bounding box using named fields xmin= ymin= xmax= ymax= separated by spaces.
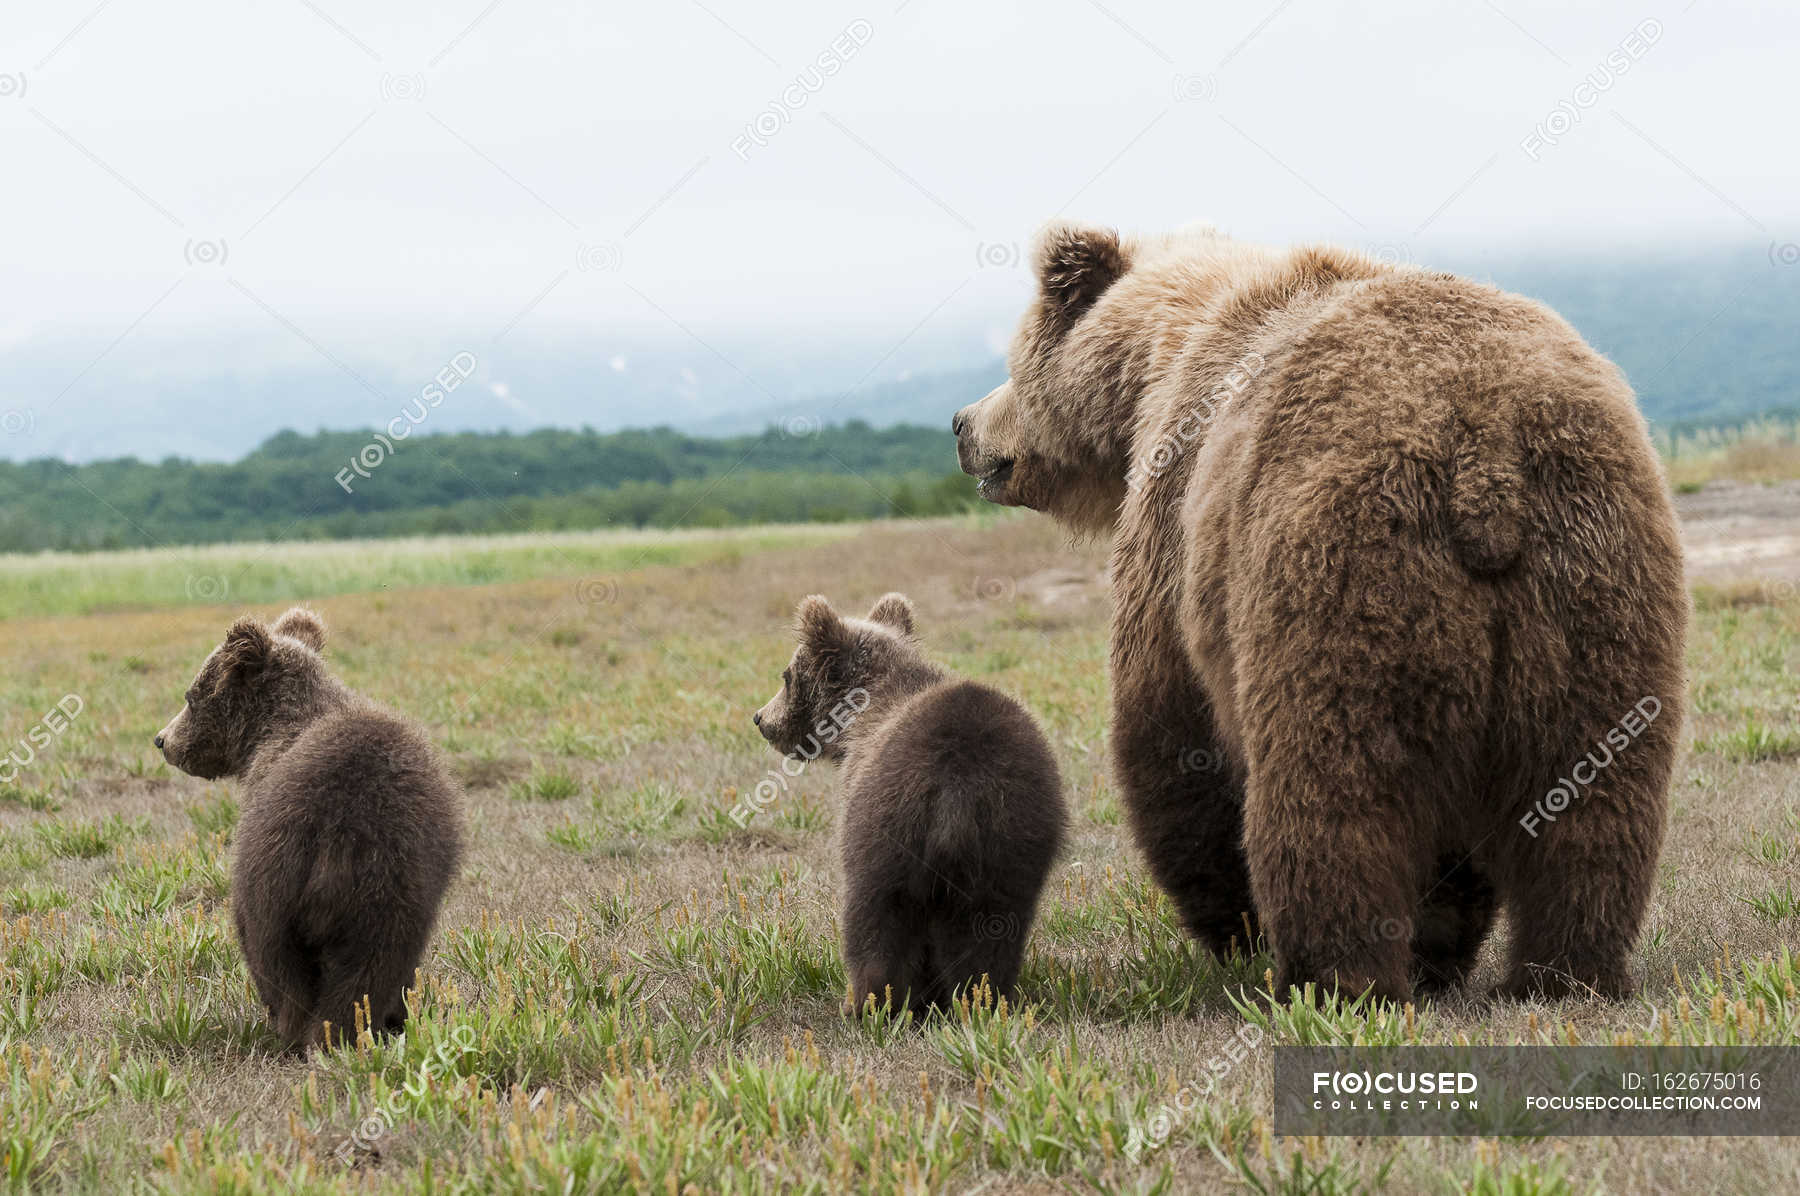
xmin=1665 ymin=424 xmax=1800 ymax=490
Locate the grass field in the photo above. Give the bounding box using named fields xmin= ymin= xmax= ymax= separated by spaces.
xmin=1660 ymin=416 xmax=1800 ymax=491
xmin=0 ymin=523 xmax=867 ymax=621
xmin=3 ymin=503 xmax=1799 ymax=1193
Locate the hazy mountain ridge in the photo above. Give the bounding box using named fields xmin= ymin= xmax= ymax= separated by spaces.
xmin=2 ymin=248 xmax=1793 ymax=467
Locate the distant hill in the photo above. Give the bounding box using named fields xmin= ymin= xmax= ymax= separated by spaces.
xmin=705 ymin=245 xmax=1798 ymax=435
xmin=1456 ymin=244 xmax=1798 ymax=424
xmin=5 ymin=247 xmax=1791 ymax=467
xmin=5 ymin=245 xmax=1794 ymax=552
xmin=0 ymin=327 xmax=1003 ymax=466
xmin=693 ymin=365 xmax=1006 ymax=438
xmin=0 ymin=423 xmax=974 ymax=553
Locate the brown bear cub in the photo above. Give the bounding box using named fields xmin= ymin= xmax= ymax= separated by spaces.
xmin=754 ymin=594 xmax=1067 ymax=1015
xmin=155 ymin=608 xmax=464 ymax=1049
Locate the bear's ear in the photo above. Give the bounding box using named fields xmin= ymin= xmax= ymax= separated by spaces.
xmin=796 ymin=595 xmax=848 ymax=656
xmin=214 ymin=617 xmax=272 ymax=689
xmin=866 ymin=592 xmax=914 ymax=636
xmin=1033 ymin=221 xmax=1129 ymax=326
xmin=272 ymin=607 xmax=326 ymax=652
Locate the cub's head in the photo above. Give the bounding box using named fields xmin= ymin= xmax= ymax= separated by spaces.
xmin=954 ymin=220 xmax=1142 ymax=532
xmin=753 ymin=593 xmax=917 ymax=760
xmin=154 ymin=607 xmax=329 ymax=779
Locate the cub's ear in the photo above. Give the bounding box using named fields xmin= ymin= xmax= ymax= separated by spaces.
xmin=795 ymin=595 xmax=848 ymax=656
xmin=866 ymin=592 xmax=914 ymax=636
xmin=1033 ymin=220 xmax=1129 ymax=325
xmin=215 ymin=617 xmax=272 ymax=688
xmin=272 ymin=606 xmax=326 ymax=652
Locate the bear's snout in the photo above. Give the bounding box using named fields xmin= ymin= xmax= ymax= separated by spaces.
xmin=952 ymin=384 xmax=1019 ymax=500
xmin=753 ymin=698 xmax=784 ymax=744
xmin=154 ymin=707 xmax=188 ymax=766
xmin=952 ymin=412 xmax=997 ymax=478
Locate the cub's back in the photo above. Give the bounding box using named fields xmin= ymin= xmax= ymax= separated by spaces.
xmin=238 ymin=702 xmax=464 ymax=895
xmin=845 ymin=679 xmax=1065 ymax=881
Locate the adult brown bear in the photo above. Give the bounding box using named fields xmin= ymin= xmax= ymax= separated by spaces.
xmin=953 ymin=222 xmax=1686 ymax=1003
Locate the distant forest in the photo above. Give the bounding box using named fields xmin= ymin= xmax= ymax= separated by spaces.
xmin=6 ymin=402 xmax=1796 ymax=554
xmin=0 ymin=424 xmax=975 ymax=553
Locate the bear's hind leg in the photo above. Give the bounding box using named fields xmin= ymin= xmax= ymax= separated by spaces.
xmin=1410 ymin=853 xmax=1497 ymax=994
xmin=1244 ymin=760 xmax=1421 ymax=1005
xmin=1495 ymin=738 xmax=1670 ymax=1001
xmin=241 ymin=917 xmax=321 ymax=1051
xmin=309 ymin=926 xmax=430 ymax=1048
xmin=1236 ymin=513 xmax=1497 ymax=1006
xmin=842 ymin=889 xmax=930 ymax=1017
xmin=1111 ymin=669 xmax=1257 ymax=958
xmin=923 ymin=905 xmax=1032 ymax=1011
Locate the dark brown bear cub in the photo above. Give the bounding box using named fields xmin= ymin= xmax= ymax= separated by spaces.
xmin=155 ymin=608 xmax=464 ymax=1049
xmin=754 ymin=593 xmax=1066 ymax=1015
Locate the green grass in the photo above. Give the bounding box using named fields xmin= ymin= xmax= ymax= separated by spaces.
xmin=506 ymin=767 xmax=583 ymax=802
xmin=32 ymin=814 xmax=144 ymax=860
xmin=0 ymin=522 xmax=861 ymax=618
xmin=184 ymin=792 xmax=239 ymax=839
xmin=0 ymin=781 xmax=60 ymax=812
xmin=0 ymin=883 xmax=68 ymax=914
xmin=1700 ymin=720 xmax=1800 ymax=763
xmin=1741 ymin=881 xmax=1800 ymax=922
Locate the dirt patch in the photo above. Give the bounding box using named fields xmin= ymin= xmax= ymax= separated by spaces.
xmin=452 ymin=755 xmax=530 ymax=791
xmin=1676 ymin=479 xmax=1800 ymax=586
xmin=1016 ymin=566 xmax=1107 ymax=607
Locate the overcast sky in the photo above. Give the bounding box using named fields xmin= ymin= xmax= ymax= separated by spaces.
xmin=1 ymin=1 xmax=1794 ymax=375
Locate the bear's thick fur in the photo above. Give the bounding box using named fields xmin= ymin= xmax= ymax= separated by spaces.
xmin=954 ymin=223 xmax=1687 ymax=1002
xmin=754 ymin=593 xmax=1067 ymax=1013
xmin=156 ymin=607 xmax=464 ymax=1047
